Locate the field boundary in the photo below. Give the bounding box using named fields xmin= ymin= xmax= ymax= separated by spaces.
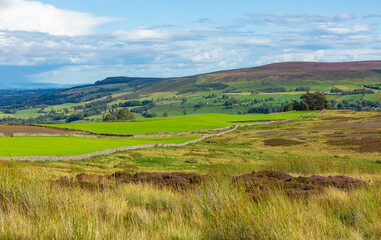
xmin=0 ymin=119 xmax=293 ymax=162
xmin=11 ymin=133 xmax=98 ymax=138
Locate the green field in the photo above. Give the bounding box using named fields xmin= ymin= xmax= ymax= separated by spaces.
xmin=43 ymin=112 xmax=310 ymax=135
xmin=0 ymin=136 xmax=197 ymax=157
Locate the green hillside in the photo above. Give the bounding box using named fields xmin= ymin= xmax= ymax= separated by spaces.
xmin=1 ymin=61 xmax=380 ymax=124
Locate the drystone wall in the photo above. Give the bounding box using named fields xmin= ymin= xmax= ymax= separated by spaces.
xmin=11 ymin=133 xmax=98 ymax=138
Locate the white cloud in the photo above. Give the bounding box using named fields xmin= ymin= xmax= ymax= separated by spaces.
xmin=352 ymin=24 xmax=370 ymax=33
xmin=318 ymin=23 xmax=370 ymax=34
xmin=0 ymin=8 xmax=381 ymax=86
xmin=335 ymin=13 xmax=355 ymax=21
xmin=0 ymin=0 xmax=115 ymax=36
xmin=243 ymin=38 xmax=272 ymax=45
xmin=242 ymin=13 xmax=356 ymax=28
xmin=113 ymin=29 xmax=166 ymax=42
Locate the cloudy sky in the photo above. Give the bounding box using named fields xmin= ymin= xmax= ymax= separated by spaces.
xmin=1 ymin=0 xmax=381 ymax=88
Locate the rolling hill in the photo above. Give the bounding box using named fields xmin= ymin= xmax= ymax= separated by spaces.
xmin=1 ymin=60 xmax=380 ymax=123
xmin=143 ymin=60 xmax=381 ymax=92
xmin=25 ymin=60 xmax=381 ymax=104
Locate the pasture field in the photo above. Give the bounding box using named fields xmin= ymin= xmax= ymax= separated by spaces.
xmin=0 ymin=110 xmax=380 ymax=239
xmin=13 ymin=108 xmax=46 ymax=119
xmin=43 ymin=112 xmax=310 ymax=135
xmin=0 ymin=136 xmax=198 ymax=157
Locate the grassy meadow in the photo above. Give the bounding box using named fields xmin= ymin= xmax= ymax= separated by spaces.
xmin=0 ymin=135 xmax=199 ymax=157
xmin=0 ymin=110 xmax=380 ymax=239
xmin=42 ymin=111 xmax=309 ymax=135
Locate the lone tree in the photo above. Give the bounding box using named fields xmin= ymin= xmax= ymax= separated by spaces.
xmin=283 ymin=93 xmax=330 ymax=111
xmin=300 ymin=93 xmax=330 ymax=110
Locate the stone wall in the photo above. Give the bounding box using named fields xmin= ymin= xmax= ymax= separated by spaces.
xmin=11 ymin=133 xmax=98 ymax=138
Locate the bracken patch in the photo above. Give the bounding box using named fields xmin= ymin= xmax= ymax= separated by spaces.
xmin=326 ymin=137 xmax=381 ymax=153
xmin=263 ymin=138 xmax=304 ymax=146
xmin=53 ymin=170 xmax=365 ymax=199
xmin=233 ymin=170 xmax=365 ymax=199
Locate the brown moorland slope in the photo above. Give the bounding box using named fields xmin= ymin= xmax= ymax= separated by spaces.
xmin=143 ymin=60 xmax=381 ymax=92
xmin=196 ymin=60 xmax=381 ymax=84
xmin=213 ymin=60 xmax=381 ymax=78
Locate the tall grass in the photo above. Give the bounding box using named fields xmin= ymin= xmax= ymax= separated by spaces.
xmin=1 ymin=167 xmax=380 ymax=239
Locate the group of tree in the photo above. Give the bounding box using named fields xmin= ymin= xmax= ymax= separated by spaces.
xmin=294 ymin=86 xmax=310 ymax=91
xmin=335 ymin=100 xmax=380 ymax=111
xmin=103 ymin=108 xmax=135 ymax=122
xmin=248 ymin=103 xmax=283 ymax=114
xmin=330 ymin=88 xmax=374 ymax=95
xmin=130 ymin=100 xmax=154 ymax=114
xmin=204 ymin=93 xmax=217 ymax=98
xmin=224 ymin=97 xmax=239 ymax=108
xmin=260 ymin=87 xmax=287 ymax=93
xmin=66 ymin=114 xmax=85 ymax=123
xmin=283 ymin=93 xmax=330 ymax=111
xmin=363 ymin=84 xmax=381 ymax=90
xmin=142 ymin=112 xmax=157 ymax=118
xmin=119 ymin=100 xmax=143 ymax=107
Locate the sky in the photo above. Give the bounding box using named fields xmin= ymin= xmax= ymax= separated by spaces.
xmin=1 ymin=0 xmax=381 ymax=88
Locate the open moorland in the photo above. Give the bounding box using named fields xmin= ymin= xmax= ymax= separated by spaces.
xmin=0 ymin=110 xmax=380 ymax=239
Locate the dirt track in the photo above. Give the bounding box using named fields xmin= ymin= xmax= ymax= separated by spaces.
xmin=0 ymin=125 xmax=66 ymax=137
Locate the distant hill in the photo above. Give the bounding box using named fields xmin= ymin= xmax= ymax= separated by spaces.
xmin=201 ymin=60 xmax=381 ymax=83
xmin=1 ymin=60 xmax=380 ymax=123
xmin=0 ymin=82 xmax=77 ymax=90
xmin=94 ymin=76 xmax=165 ymax=87
xmin=153 ymin=60 xmax=381 ymax=90
xmin=11 ymin=61 xmax=381 ymax=102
